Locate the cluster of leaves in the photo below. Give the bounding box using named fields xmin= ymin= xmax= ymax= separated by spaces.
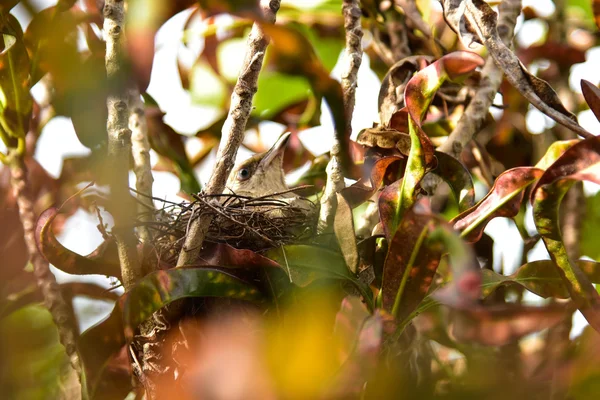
xmin=2 ymin=0 xmax=600 ymax=399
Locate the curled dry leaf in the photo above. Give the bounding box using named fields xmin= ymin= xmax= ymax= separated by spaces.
xmin=378 ymin=55 xmax=432 ymax=126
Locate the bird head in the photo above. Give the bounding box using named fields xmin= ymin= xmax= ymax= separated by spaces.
xmin=225 ymin=132 xmax=291 ymax=197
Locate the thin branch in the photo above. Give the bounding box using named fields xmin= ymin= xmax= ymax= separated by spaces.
xmin=318 ymin=0 xmax=363 ymax=233
xmin=176 ymin=0 xmax=282 ymax=267
xmin=437 ymin=0 xmax=522 ymax=159
xmin=9 ymin=156 xmax=84 ymax=394
xmin=129 ymin=88 xmax=155 ymax=244
xmin=104 ymin=0 xmax=141 ymax=289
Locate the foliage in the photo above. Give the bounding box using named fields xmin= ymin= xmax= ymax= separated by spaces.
xmin=2 ymin=0 xmax=600 ymax=399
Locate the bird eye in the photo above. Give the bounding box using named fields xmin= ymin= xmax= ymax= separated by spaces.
xmin=237 ymin=168 xmax=250 ymax=181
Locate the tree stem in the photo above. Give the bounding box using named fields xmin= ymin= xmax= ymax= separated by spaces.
xmin=176 ymin=0 xmax=282 ymax=267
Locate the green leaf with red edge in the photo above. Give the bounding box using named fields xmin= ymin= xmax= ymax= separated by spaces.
xmin=532 ymin=135 xmax=600 ymax=332
xmin=122 ymin=267 xmax=265 ymax=340
xmin=451 ymin=167 xmax=544 ymax=243
xmin=447 ymin=302 xmax=571 ymax=346
xmin=391 ymin=51 xmax=483 ymax=233
xmin=35 ymin=208 xmax=122 ymax=278
xmin=581 ymin=80 xmax=600 ymax=123
xmin=429 ymin=151 xmax=475 ymax=212
xmin=266 ymin=245 xmax=374 ymax=310
xmin=382 ymin=203 xmax=443 ymax=320
xmin=0 ymin=14 xmax=32 ymax=139
xmin=334 ymin=194 xmax=359 ymax=274
xmin=481 ymin=259 xmax=600 ymax=299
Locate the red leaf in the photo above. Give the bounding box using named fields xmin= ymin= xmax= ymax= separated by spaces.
xmin=581 ymin=79 xmax=600 ymax=123
xmin=452 ymin=167 xmax=544 ymax=243
xmin=35 ymin=208 xmax=121 ymax=278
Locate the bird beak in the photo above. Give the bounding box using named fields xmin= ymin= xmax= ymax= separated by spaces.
xmin=258 ymin=132 xmax=291 ymax=170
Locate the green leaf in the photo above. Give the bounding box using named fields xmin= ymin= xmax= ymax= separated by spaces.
xmin=266 ymin=245 xmax=373 ymax=310
xmin=122 ymin=267 xmax=265 ymax=339
xmin=189 ymin=59 xmax=229 ymax=107
xmin=582 ymin=191 xmax=600 ymax=261
xmin=0 ymin=14 xmax=32 ymax=140
xmin=481 ymin=259 xmax=600 ymax=299
xmin=430 ymin=151 xmax=475 ymax=212
xmin=254 ymin=71 xmax=312 ymax=117
xmin=0 ymin=305 xmax=73 ymax=399
xmin=334 ymin=193 xmax=359 ymax=274
xmin=532 ymin=135 xmax=600 ymax=332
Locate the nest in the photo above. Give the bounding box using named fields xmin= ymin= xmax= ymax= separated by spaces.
xmin=142 ymin=191 xmax=318 ymax=266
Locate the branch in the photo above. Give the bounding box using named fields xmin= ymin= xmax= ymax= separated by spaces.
xmin=176 ymin=0 xmax=282 ymax=267
xmin=9 ymin=156 xmax=84 ymax=394
xmin=104 ymin=0 xmax=141 ymax=289
xmin=318 ymin=0 xmax=363 ymax=233
xmin=129 ymin=88 xmax=155 ymax=244
xmin=437 ymin=0 xmax=522 ymax=159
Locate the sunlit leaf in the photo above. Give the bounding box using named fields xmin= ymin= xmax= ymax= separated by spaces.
xmin=0 ymin=14 xmax=32 ymax=139
xmin=532 ymin=135 xmax=600 ymax=332
xmin=452 ymin=167 xmax=544 ymax=243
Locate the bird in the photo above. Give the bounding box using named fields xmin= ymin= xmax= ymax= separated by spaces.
xmin=225 ymin=132 xmax=316 ymax=213
xmin=225 ymin=132 xmax=291 ymax=198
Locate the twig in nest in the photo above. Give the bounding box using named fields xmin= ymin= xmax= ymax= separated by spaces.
xmin=140 ymin=192 xmax=317 ymax=266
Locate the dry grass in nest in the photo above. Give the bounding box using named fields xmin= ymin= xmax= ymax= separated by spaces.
xmin=140 ymin=190 xmax=318 ymax=266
